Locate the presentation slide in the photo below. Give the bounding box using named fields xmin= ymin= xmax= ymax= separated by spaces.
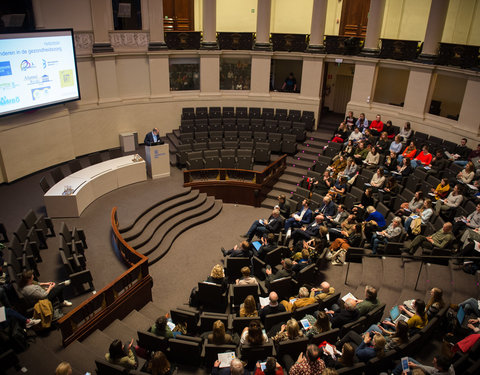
xmin=0 ymin=30 xmax=80 ymax=116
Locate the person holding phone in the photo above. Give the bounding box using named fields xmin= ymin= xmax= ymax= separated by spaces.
xmin=391 ymin=355 xmax=454 ymax=375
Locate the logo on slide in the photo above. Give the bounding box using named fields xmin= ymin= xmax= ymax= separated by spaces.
xmin=59 ymin=70 xmax=74 ymax=87
xmin=31 ymin=86 xmax=50 ymax=101
xmin=0 ymin=61 xmax=12 ymax=76
xmin=20 ymin=60 xmax=35 ymax=71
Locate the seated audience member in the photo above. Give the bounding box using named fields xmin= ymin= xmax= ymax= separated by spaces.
xmin=389 ymin=135 xmax=403 ymax=154
xmin=323 ymin=343 xmax=356 ymax=369
xmin=288 ymin=345 xmax=326 ymax=375
xmin=337 ymin=330 xmax=386 ymax=362
xmin=105 ymin=339 xmax=138 ymax=370
xmin=240 ymin=320 xmax=268 ymax=346
xmin=457 ymin=161 xmax=476 ymax=184
xmin=206 ymin=264 xmax=228 ymax=292
xmin=345 ymin=111 xmax=357 ymax=130
xmin=255 ymin=233 xmax=277 ymax=260
xmin=313 ymin=171 xmax=334 ymax=195
xmin=449 ymin=137 xmax=471 ymax=166
xmin=326 ymin=298 xmax=359 ymax=329
xmin=411 ymin=145 xmax=432 ymax=169
xmin=151 ymin=316 xmax=174 ymax=338
xmin=458 ymin=297 xmax=480 ymax=317
xmin=398 ymin=121 xmax=412 ymax=142
xmin=336 ymin=140 xmax=356 ymax=161
xmin=55 ymin=362 xmax=73 ymax=375
xmin=265 ymin=259 xmax=293 ymax=289
xmin=143 ymin=351 xmax=170 ymax=375
xmin=281 ymin=287 xmax=316 ymax=312
xmin=399 ymin=299 xmax=428 ymax=332
xmin=364 ymin=146 xmax=380 ymax=168
xmin=366 ymin=320 xmax=409 ymax=351
xmin=259 ymin=292 xmax=286 ymax=321
xmin=431 ymin=178 xmax=450 ymax=200
xmin=395 ymin=156 xmax=413 ymax=180
xmin=331 ymin=122 xmax=349 ymax=143
xmin=208 ymin=320 xmax=234 ymax=344
xmin=356 ymin=285 xmax=380 ymax=316
xmin=244 ymin=209 xmax=282 ymax=242
xmin=19 ymin=270 xmax=72 ymax=307
xmin=384 ymin=120 xmax=396 ymax=139
xmin=221 ymin=241 xmax=251 ymax=258
xmin=363 ymin=206 xmax=386 ymax=241
xmin=325 ymin=204 xmax=348 ymax=228
xmin=356 ymin=113 xmax=369 ymax=131
xmin=310 ymin=281 xmax=336 ymax=302
xmin=277 ymin=194 xmax=290 ymax=219
xmin=453 ymin=202 xmax=480 ymax=236
xmin=376 ymin=132 xmax=390 ymax=154
xmin=397 ymin=141 xmax=417 ymax=164
xmin=426 ymin=287 xmax=445 ymax=320
xmin=391 ymin=355 xmax=454 ymax=375
xmin=291 ymin=216 xmax=323 ymax=246
xmin=453 ymin=142 xmax=480 ymax=167
xmin=348 ymin=127 xmax=363 ymax=144
xmin=404 ymin=199 xmax=434 ymax=236
xmin=284 ymin=199 xmax=313 ymax=234
xmin=271 ymin=318 xmax=304 ymax=344
xmin=369 ymin=168 xmax=385 ymax=189
xmin=329 ymin=176 xmax=348 ymax=200
xmin=357 ymin=187 xmax=375 ymax=209
xmin=329 ymin=224 xmax=363 ymax=265
xmin=405 ymin=222 xmax=454 ymax=255
xmin=327 ymin=155 xmax=347 ymax=179
xmin=378 ymin=176 xmax=400 ymax=205
xmin=315 ymin=196 xmax=336 ymax=217
xmin=240 ymin=295 xmax=259 ymax=317
xmin=435 ymin=184 xmax=463 ymax=218
xmin=329 ymin=213 xmax=357 ymax=241
xmin=370 ymin=216 xmax=403 ymax=254
xmin=353 ymin=141 xmax=369 ymax=165
xmin=425 ymin=149 xmax=448 ymax=176
xmin=302 ymin=311 xmax=331 ymax=338
xmin=395 ymin=191 xmax=424 ymax=217
xmin=213 ymin=358 xmax=249 ymax=375
xmin=254 ymin=357 xmax=284 ymax=375
xmin=339 ymin=157 xmax=358 ymax=181
xmin=236 ymin=266 xmax=258 ymax=286
xmin=291 ymin=249 xmax=311 ymax=273
xmin=383 ymin=150 xmax=398 ymax=173
xmin=369 ymin=114 xmax=384 ymax=136
xmin=363 ymin=129 xmax=376 ymax=147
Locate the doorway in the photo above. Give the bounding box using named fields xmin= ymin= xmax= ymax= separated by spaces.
xmin=163 ymin=0 xmax=194 ymax=31
xmin=322 ymin=62 xmax=355 ymax=114
xmin=339 ymin=0 xmax=370 ymax=37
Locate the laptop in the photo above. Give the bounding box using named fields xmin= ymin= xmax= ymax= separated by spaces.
xmin=390 ymin=305 xmax=409 ymax=324
xmin=457 ymin=306 xmax=465 ymax=326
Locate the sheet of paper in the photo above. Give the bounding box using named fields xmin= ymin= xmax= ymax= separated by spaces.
xmin=218 ymin=352 xmax=236 ymax=368
xmin=259 ymin=297 xmax=270 ymax=308
xmin=342 ymin=292 xmax=357 ymax=302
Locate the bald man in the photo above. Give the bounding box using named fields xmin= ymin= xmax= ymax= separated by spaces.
xmin=310 ymin=281 xmax=335 ymax=302
xmin=259 ymin=291 xmax=286 ymax=321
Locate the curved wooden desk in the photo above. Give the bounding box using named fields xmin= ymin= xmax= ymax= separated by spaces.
xmin=44 ymin=155 xmax=147 ymax=217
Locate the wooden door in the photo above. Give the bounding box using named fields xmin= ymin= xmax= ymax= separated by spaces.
xmin=332 ymin=75 xmax=353 ymax=114
xmin=163 ymin=0 xmax=194 ymax=31
xmin=339 ymin=0 xmax=370 ymax=38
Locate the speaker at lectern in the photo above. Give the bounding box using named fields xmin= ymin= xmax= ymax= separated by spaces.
xmin=145 ymin=144 xmax=170 ymax=179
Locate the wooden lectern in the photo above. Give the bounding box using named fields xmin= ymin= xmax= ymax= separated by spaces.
xmin=145 ymin=144 xmax=170 ymax=179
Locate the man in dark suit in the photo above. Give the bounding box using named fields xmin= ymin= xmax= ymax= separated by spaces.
xmin=144 ymin=128 xmax=164 ymax=146
xmin=255 ymin=233 xmax=277 ymax=260
xmin=291 ymin=215 xmax=324 ymax=245
xmin=221 ymin=241 xmax=250 ymax=257
xmin=326 ymin=298 xmax=359 ymax=329
xmin=259 ymin=291 xmax=286 ymax=321
xmin=244 ymin=209 xmax=282 ymax=241
xmin=284 ymin=199 xmax=313 ymax=235
xmin=315 ymin=195 xmax=336 ymax=218
xmin=265 ymin=258 xmax=293 ymax=289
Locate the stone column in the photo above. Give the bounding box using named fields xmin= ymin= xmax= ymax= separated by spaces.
xmin=419 ymin=0 xmax=449 ymax=60
xmin=201 ymin=0 xmax=218 ymax=49
xmin=90 ymin=0 xmax=114 ymax=52
xmin=307 ymin=0 xmax=327 ymax=53
xmin=148 ymin=0 xmax=167 ymax=50
xmin=362 ymin=0 xmax=386 ymax=56
xmin=254 ymin=0 xmax=272 ymax=50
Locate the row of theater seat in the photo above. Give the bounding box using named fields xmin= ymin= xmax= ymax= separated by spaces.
xmin=4 ymin=213 xmax=94 ymax=315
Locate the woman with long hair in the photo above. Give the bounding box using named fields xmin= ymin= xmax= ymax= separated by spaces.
xmin=431 ymin=178 xmax=450 ymax=200
xmin=397 ymin=141 xmax=417 ymax=164
xmin=399 ymin=299 xmax=428 ymax=332
xmin=272 ymin=318 xmax=303 ymax=344
xmin=395 ymin=191 xmax=424 ymax=217
xmin=301 ymin=311 xmax=331 ymax=338
xmin=145 ymin=351 xmax=171 ymax=375
xmin=404 ymin=199 xmax=433 ymax=236
xmin=206 ymin=264 xmax=227 ymax=292
xmin=240 ymin=295 xmax=258 ymax=317
xmin=426 ymin=287 xmax=445 ymax=320
xmin=105 ymin=339 xmax=138 ymax=369
xmin=457 ymin=162 xmax=475 ymax=184
xmin=208 ymin=320 xmax=233 ymax=345
xmin=240 ymin=320 xmax=268 ymax=346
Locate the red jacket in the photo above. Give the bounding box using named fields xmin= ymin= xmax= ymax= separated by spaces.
xmin=370 ymin=120 xmax=384 ymax=133
xmin=414 ymin=151 xmax=432 ymax=165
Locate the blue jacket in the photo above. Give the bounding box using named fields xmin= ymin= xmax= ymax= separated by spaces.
xmin=295 ymin=208 xmax=313 ymax=225
xmin=355 ymin=341 xmax=376 ymax=362
xmin=366 ymin=210 xmax=386 ymax=228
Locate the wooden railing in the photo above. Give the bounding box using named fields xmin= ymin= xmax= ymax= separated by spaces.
xmin=183 ymin=155 xmax=287 ymax=207
xmin=58 ymin=208 xmax=153 ymax=347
